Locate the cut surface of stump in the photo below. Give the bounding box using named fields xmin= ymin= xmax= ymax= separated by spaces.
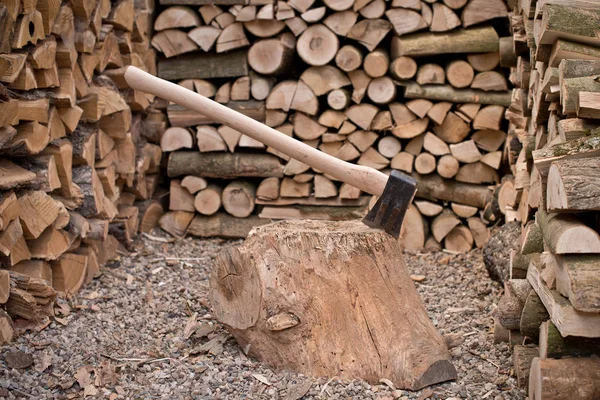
xmin=210 ymin=220 xmax=457 ymax=390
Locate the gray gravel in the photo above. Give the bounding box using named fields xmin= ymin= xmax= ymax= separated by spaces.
xmin=1 ymin=234 xmax=525 ymax=399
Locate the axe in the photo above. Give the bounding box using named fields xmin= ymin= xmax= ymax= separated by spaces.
xmin=124 ymin=66 xmax=417 ymax=238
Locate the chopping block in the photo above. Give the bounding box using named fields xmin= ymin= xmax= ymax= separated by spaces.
xmin=209 ymin=220 xmax=457 ymax=390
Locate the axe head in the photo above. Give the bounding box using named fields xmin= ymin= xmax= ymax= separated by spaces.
xmin=362 ymin=170 xmax=418 ymax=239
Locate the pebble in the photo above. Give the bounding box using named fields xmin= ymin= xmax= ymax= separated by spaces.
xmin=0 ymin=236 xmax=523 ymax=399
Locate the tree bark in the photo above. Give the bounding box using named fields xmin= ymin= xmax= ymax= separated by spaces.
xmin=168 ymin=152 xmax=283 ymax=179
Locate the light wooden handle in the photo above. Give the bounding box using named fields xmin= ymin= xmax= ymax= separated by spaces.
xmin=124 ymin=66 xmax=388 ymax=196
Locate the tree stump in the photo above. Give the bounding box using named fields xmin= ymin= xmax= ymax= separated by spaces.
xmin=209 ymin=220 xmax=457 ymax=390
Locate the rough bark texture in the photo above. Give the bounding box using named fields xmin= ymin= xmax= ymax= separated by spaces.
xmin=529 ymin=357 xmax=600 ymax=400
xmin=547 ymin=158 xmax=600 ymax=212
xmin=483 ymin=222 xmax=520 ymax=282
xmin=168 ymin=152 xmax=284 ymax=179
xmin=209 ymin=220 xmax=457 ymax=390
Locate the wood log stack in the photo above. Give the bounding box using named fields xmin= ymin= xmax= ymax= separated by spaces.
xmin=154 ymin=0 xmax=514 ymax=251
xmin=0 ymin=0 xmax=166 ymax=343
xmin=492 ymin=1 xmax=600 ymax=398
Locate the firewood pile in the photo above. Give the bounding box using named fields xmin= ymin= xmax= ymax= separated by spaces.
xmin=491 ymin=1 xmax=600 ymax=398
xmin=0 ymin=0 xmax=167 ymax=342
xmin=154 ymin=0 xmax=514 ymax=251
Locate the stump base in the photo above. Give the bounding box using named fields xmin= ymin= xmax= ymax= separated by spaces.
xmin=209 ymin=220 xmax=457 ymax=390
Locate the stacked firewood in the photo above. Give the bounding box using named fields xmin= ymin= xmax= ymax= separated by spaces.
xmin=155 ymin=0 xmax=513 ymax=251
xmin=492 ymin=1 xmax=600 ymax=398
xmin=0 ymin=0 xmax=166 ymax=342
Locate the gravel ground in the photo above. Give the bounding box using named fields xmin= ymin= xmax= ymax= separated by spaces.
xmin=1 ymin=234 xmax=526 ymax=400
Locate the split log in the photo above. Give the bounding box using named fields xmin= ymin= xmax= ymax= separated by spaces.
xmin=209 ymin=220 xmax=456 ymax=390
xmin=555 ymin=254 xmax=600 ymax=313
xmin=187 ymin=213 xmax=270 ymax=238
xmin=467 ymin=217 xmax=489 ymax=249
xmin=529 ymin=358 xmax=600 ymax=400
xmin=432 ymin=112 xmax=470 ymax=143
xmin=461 ymin=0 xmax=507 ymax=28
xmin=385 ymin=8 xmax=427 ymax=37
xmin=151 ymin=29 xmax=198 ymax=58
xmin=527 ymin=261 xmax=600 ymax=338
xmin=537 ymin=209 xmax=600 ymax=254
xmin=323 ymin=10 xmax=358 ymax=36
xmin=257 ymin=177 xmax=280 ymax=200
xmin=391 ymin=152 xmax=414 ymax=173
xmin=431 ymin=210 xmax=460 ymax=242
xmin=137 ymin=200 xmax=164 ymax=234
xmin=168 ymin=152 xmax=283 ymax=178
xmin=154 ymin=6 xmax=200 ymax=31
xmin=430 ymin=3 xmax=460 ymax=32
xmin=170 ymin=180 xmax=195 ymax=212
xmin=513 ymin=345 xmax=538 ymax=389
xmin=450 ymin=140 xmax=481 ymax=163
xmin=51 ymin=253 xmax=88 ymax=295
xmin=194 ymin=185 xmax=223 ymax=216
xmin=520 ymin=290 xmax=549 ymax=340
xmin=347 ymin=19 xmax=391 ymax=52
xmin=196 ymin=126 xmax=227 ymax=152
xmin=547 ymin=158 xmax=600 ymax=212
xmin=399 ymin=204 xmax=428 ymax=251
xmin=158 ymin=211 xmax=194 ymax=238
xmin=444 ymin=225 xmax=473 ymax=253
xmin=539 ymin=320 xmax=600 ymax=359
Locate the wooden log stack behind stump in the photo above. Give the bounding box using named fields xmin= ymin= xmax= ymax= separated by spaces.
xmin=209 ymin=220 xmax=457 ymax=390
xmin=152 ymin=0 xmax=513 ymax=251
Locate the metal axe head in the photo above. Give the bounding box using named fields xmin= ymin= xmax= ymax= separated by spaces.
xmin=362 ymin=170 xmax=418 ymax=239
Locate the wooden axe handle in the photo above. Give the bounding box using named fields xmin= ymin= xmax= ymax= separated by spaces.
xmin=124 ymin=66 xmax=389 ymax=196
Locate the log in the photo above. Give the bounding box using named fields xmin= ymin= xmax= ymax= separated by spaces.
xmin=137 ymin=200 xmax=164 ymax=234
xmin=385 ymin=8 xmax=427 ymax=37
xmin=51 ymin=253 xmax=88 ymax=295
xmin=519 ymin=289 xmax=549 ymax=340
xmin=444 ymin=225 xmax=473 ymax=253
xmin=323 ymin=10 xmax=358 ymax=36
xmin=196 ymin=126 xmax=227 ymax=152
xmin=151 ymin=29 xmax=198 ymax=58
xmin=527 ymin=262 xmax=600 ymax=338
xmin=427 ymin=102 xmax=452 ymax=125
xmin=391 ymin=152 xmax=414 ymax=173
xmin=347 ymin=19 xmax=391 ymax=52
xmin=402 ymin=82 xmax=511 ymax=106
xmin=168 ymin=152 xmax=283 ymax=178
xmin=513 ymin=345 xmax=538 ymax=389
xmin=416 ymin=64 xmax=445 ymax=85
xmin=407 ymin=100 xmax=433 ymax=119
xmin=170 ymin=180 xmax=195 ymax=212
xmin=188 ymin=26 xmax=221 ymax=52
xmin=399 ymin=204 xmax=428 ymax=251
xmin=539 ymin=320 xmax=600 ymax=359
xmin=300 ymin=65 xmax=351 ymax=97
xmin=194 ymin=184 xmax=223 ymax=216
xmin=433 ymin=112 xmax=470 ymax=143
xmin=156 ymin=209 xmax=195 ymax=240
xmin=471 ymin=71 xmax=508 ymax=92
xmin=222 ymin=181 xmax=256 ymax=218
xmin=414 ymin=153 xmax=436 ymax=175
xmin=160 ymin=127 xmax=193 ymax=152
xmin=431 ymin=210 xmax=460 ymax=242
xmin=390 ymin=26 xmax=499 ymax=58
xmin=429 ymin=3 xmax=460 ymax=32
xmin=209 ymin=220 xmax=456 ymax=390
xmin=467 ymin=52 xmax=500 ymax=72
xmin=158 ymin=49 xmax=248 ymax=80
xmin=450 ymin=140 xmax=481 ymax=163
xmin=529 ymin=358 xmax=600 ymax=400
xmin=377 ymin=136 xmax=402 ymax=158
xmin=578 ymin=92 xmax=600 ymax=119
xmin=537 ymin=209 xmax=600 ymax=254
xmin=181 ymin=176 xmax=208 ymax=194
xmin=471 ymin=129 xmax=506 ymax=152
xmin=248 ymin=37 xmax=294 ymax=75
xmin=366 ymin=77 xmax=396 ymax=104
xmin=555 ymin=254 xmax=600 ymax=313
xmin=187 ymin=213 xmax=270 ymax=238
xmin=389 ymin=56 xmax=417 ymax=81
xmin=363 ymin=49 xmax=388 ymax=78
xmin=414 ymin=173 xmax=492 ymax=208
xmin=461 ymin=0 xmax=507 ymax=28
xmin=467 ymin=217 xmax=489 ymax=249
xmin=297 ymin=24 xmax=338 ymax=66
xmin=154 ymin=6 xmax=200 ymax=30
xmin=446 ymin=60 xmax=474 ymax=89
xmin=335 ymin=45 xmax=363 ymax=72
xmin=391 ymin=118 xmax=428 ymax=139
xmin=533 ymin=135 xmax=600 ymax=180
xmin=547 ymin=159 xmax=600 ymax=212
